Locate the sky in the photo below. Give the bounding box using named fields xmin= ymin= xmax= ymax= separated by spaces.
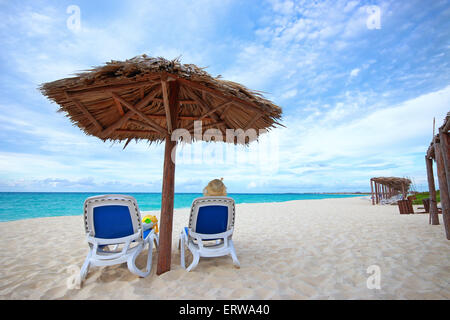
xmin=0 ymin=0 xmax=449 ymax=193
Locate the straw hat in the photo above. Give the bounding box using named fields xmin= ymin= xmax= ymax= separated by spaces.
xmin=203 ymin=178 xmax=227 ymax=196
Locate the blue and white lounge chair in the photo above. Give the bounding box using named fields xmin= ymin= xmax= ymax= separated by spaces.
xmin=179 ymin=196 xmax=240 ymax=271
xmin=80 ymin=194 xmax=158 ymax=282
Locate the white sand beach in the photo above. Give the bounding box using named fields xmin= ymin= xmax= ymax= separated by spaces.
xmin=0 ymin=196 xmax=448 ymax=300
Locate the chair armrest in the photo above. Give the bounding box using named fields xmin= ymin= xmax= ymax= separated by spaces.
xmin=143 ymin=222 xmax=155 ymax=231
xmin=86 ymin=231 xmax=141 ymax=246
xmin=189 ymin=228 xmax=233 ymax=240
xmin=189 ymin=228 xmax=234 ymax=248
xmin=87 ymin=231 xmax=142 ymax=260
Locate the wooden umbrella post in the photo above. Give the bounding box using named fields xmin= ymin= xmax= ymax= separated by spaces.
xmin=157 ymin=136 xmax=176 ymax=275
xmin=157 ymin=80 xmax=180 ymax=275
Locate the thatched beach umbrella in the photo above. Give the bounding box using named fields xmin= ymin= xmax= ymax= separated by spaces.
xmin=40 ymin=55 xmax=282 ymax=274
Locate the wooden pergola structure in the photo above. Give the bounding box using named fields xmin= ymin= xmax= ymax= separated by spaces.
xmin=425 ymin=112 xmax=450 ymax=240
xmin=40 ymin=55 xmax=282 ymax=274
xmin=370 ymin=177 xmax=411 ymax=205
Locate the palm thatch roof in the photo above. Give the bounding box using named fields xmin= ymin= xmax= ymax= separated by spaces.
xmin=39 ymin=55 xmax=283 ymax=146
xmin=371 ymin=177 xmax=411 ymax=191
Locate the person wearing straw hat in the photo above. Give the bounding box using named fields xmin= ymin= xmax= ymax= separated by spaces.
xmin=203 ymin=178 xmax=227 ymax=197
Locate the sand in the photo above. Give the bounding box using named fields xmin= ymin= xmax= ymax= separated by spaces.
xmin=0 ymin=196 xmax=448 ymax=300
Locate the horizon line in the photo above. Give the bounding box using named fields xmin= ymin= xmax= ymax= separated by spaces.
xmin=0 ymin=191 xmax=371 ymax=194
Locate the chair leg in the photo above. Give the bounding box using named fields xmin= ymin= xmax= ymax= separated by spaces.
xmin=186 ymin=252 xmax=200 ymax=272
xmin=145 ymin=231 xmax=158 ymax=250
xmin=180 ymin=233 xmax=186 ymax=269
xmin=127 ymin=241 xmax=153 ymax=278
xmin=80 ymin=251 xmax=92 ymax=281
xmin=229 ymin=240 xmax=240 ymax=268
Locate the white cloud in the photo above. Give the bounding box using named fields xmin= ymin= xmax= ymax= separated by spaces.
xmin=281 ymin=89 xmax=297 ymax=99
xmin=247 ymin=181 xmax=257 ymax=189
xmin=350 ymin=68 xmax=361 ymax=77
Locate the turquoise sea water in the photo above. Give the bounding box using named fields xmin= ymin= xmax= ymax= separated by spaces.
xmin=0 ymin=192 xmax=366 ymax=222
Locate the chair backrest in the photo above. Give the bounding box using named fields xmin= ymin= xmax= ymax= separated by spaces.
xmin=188 ymin=197 xmax=235 ymax=235
xmin=84 ymin=194 xmax=143 ymax=241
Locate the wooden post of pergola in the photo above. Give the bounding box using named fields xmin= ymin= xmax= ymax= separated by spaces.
xmin=439 ymin=128 xmax=450 ymax=194
xmin=380 ymin=184 xmax=383 ymax=201
xmin=379 ymin=182 xmax=382 ymax=202
xmin=370 ymin=179 xmax=375 ymax=205
xmin=374 ymin=181 xmax=379 ymax=204
xmin=434 ymin=135 xmax=450 ymax=240
xmin=439 ymin=128 xmax=450 ymax=239
xmin=425 ymin=154 xmax=440 ymax=225
xmin=380 ymin=184 xmax=384 ymax=201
